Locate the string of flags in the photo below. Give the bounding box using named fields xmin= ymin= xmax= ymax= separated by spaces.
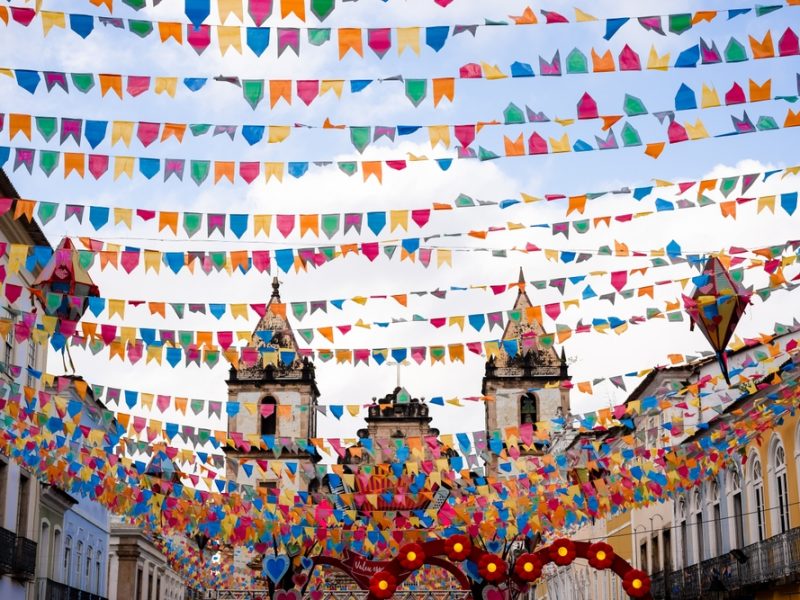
xmin=2 ymin=331 xmax=798 ymax=531
xmin=0 ymin=162 xmax=792 ymax=244
xmin=5 ymin=28 xmax=799 ymax=108
xmin=4 ymin=78 xmax=798 ymax=155
xmin=4 ymin=106 xmax=800 ymax=186
xmin=3 ymin=276 xmax=797 ymax=374
xmin=2 ymin=172 xmax=798 ymax=248
xmin=9 ymin=324 xmax=798 ymax=475
xmin=2 ymin=2 xmax=793 ymax=58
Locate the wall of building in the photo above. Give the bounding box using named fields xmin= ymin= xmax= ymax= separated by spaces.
xmin=107 ymin=524 xmax=186 ymax=600
xmin=0 ymin=191 xmax=51 ymax=600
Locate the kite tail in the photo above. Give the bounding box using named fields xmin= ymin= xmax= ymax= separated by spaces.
xmin=717 ymin=351 xmax=731 ymax=385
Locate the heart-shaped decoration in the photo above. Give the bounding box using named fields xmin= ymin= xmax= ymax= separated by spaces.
xmin=309 ymin=592 xmax=322 ymax=600
xmin=264 ymin=555 xmax=291 ymax=583
xmin=300 ymin=556 xmax=314 ymax=571
xmin=275 ymin=590 xmax=300 ymax=600
xmin=292 ymin=572 xmax=308 ymax=587
xmin=464 ymin=559 xmax=482 ymax=581
xmin=486 ymin=540 xmax=503 ymax=554
xmin=482 ymin=586 xmax=504 ymax=600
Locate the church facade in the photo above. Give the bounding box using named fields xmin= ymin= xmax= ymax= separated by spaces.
xmin=223 ymin=272 xmax=571 ymax=569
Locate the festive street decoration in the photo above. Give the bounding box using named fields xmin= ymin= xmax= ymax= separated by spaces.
xmin=4 ymin=0 xmax=800 ymax=594
xmin=683 ymin=256 xmax=753 ymax=382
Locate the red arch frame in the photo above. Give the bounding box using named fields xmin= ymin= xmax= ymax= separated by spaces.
xmin=356 ymin=537 xmax=652 ymax=599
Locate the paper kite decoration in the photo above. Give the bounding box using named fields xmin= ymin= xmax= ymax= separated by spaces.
xmin=682 ymin=256 xmax=752 ymax=383
xmin=32 ymin=237 xmax=100 ymax=322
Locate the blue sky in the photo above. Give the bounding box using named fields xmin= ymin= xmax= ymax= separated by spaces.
xmin=1 ymin=0 xmax=799 ymax=461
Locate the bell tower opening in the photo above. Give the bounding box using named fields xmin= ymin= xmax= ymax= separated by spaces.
xmin=259 ymin=395 xmax=277 ymax=436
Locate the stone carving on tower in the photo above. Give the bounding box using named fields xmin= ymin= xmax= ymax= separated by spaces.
xmin=482 ymin=269 xmax=570 ymax=474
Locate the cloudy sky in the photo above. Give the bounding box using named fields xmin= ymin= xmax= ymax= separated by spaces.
xmin=1 ymin=0 xmax=799 ymax=468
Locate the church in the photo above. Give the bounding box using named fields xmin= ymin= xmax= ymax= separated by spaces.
xmin=224 ymin=272 xmax=571 ymax=571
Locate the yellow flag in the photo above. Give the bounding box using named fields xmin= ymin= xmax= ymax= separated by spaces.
xmin=389 ymin=210 xmax=409 ymax=232
xmin=218 ymin=26 xmax=242 ymax=55
xmin=700 ymin=84 xmax=720 ymax=108
xmin=114 ymin=207 xmax=132 ymax=228
xmin=397 ymin=27 xmax=420 ymax=55
xmin=154 ymin=77 xmax=177 ymax=97
xmin=218 ymin=0 xmax=243 ymax=22
xmin=481 ymin=63 xmax=507 ymax=80
xmin=436 ymin=249 xmax=452 ymax=267
xmin=111 ymin=121 xmax=134 ymax=146
xmin=40 ymin=11 xmax=66 ymax=35
xmin=108 ymin=299 xmax=125 ymax=318
xmin=428 ymin=125 xmax=450 ymax=148
xmin=549 ymin=133 xmax=570 ymax=153
xmin=144 ymin=250 xmax=161 ymax=273
xmin=264 ymin=162 xmax=284 ymax=182
xmin=647 ymin=46 xmax=670 ymax=70
xmin=574 ymin=8 xmax=597 ymax=21
xmin=320 ymin=80 xmax=344 ymax=97
xmin=685 ymin=120 xmax=709 ymax=140
xmin=268 ymin=126 xmax=290 ymax=143
xmin=757 ymin=195 xmax=776 ymax=213
xmin=253 ymin=214 xmax=272 ymax=236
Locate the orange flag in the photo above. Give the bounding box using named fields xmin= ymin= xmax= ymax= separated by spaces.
xmin=281 ymin=0 xmax=305 ymax=20
xmin=362 ymin=161 xmax=382 ymax=183
xmin=644 ymin=142 xmax=665 ymax=159
xmin=338 ymin=28 xmax=363 ymax=58
xmin=432 ymin=78 xmax=455 ymax=106
xmin=270 ymin=80 xmax=292 ymax=107
xmin=99 ymin=74 xmax=123 ymax=98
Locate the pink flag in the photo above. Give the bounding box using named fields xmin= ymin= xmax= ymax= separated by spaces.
xmin=368 ymin=28 xmax=391 ymax=58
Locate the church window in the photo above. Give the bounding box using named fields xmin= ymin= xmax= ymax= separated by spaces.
xmin=260 ymin=396 xmax=277 ymax=436
xmin=520 ymin=393 xmax=537 ymax=425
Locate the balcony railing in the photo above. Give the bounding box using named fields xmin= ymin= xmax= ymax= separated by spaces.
xmin=37 ymin=578 xmax=109 ymax=600
xmin=13 ymin=535 xmax=37 ymax=580
xmin=0 ymin=527 xmax=15 ymax=574
xmin=651 ymin=527 xmax=800 ymax=599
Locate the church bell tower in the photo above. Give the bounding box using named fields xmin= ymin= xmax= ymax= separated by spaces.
xmin=224 ymin=277 xmax=321 ymax=494
xmin=482 ymin=269 xmax=570 ymax=474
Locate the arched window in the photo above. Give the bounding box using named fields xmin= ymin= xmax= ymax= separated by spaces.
xmin=63 ymin=536 xmax=72 ymax=585
xmin=86 ymin=545 xmax=93 ymax=589
xmin=770 ymin=436 xmax=791 ymax=534
xmin=38 ymin=521 xmax=50 ymax=579
xmin=95 ymin=551 xmax=102 ymax=595
xmin=749 ymin=453 xmax=766 ymax=542
xmin=709 ymin=480 xmax=723 ymax=556
xmin=677 ymin=497 xmax=688 ymax=568
xmin=520 ymin=393 xmax=537 ymax=426
xmin=76 ymin=541 xmax=83 ymax=587
xmin=692 ymin=489 xmax=704 ymax=564
xmin=260 ymin=396 xmax=277 ymax=436
xmin=53 ymin=528 xmax=62 ymax=581
xmin=729 ymin=467 xmax=745 ymax=549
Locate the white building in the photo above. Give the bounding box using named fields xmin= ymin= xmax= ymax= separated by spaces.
xmin=0 ymin=169 xmax=53 ymax=600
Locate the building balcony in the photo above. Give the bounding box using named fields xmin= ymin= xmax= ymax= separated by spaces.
xmin=13 ymin=535 xmax=37 ymax=580
xmin=0 ymin=527 xmax=15 ymax=574
xmin=650 ymin=526 xmax=800 ymax=599
xmin=37 ymin=578 xmax=108 ymax=600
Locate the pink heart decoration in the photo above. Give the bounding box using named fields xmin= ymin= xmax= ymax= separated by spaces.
xmin=482 ymin=586 xmax=505 ymax=600
xmin=275 ymin=590 xmax=300 ymax=600
xmin=292 ymin=573 xmax=308 ymax=587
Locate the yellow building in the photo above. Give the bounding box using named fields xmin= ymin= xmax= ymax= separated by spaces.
xmin=537 ymin=328 xmax=800 ymax=599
